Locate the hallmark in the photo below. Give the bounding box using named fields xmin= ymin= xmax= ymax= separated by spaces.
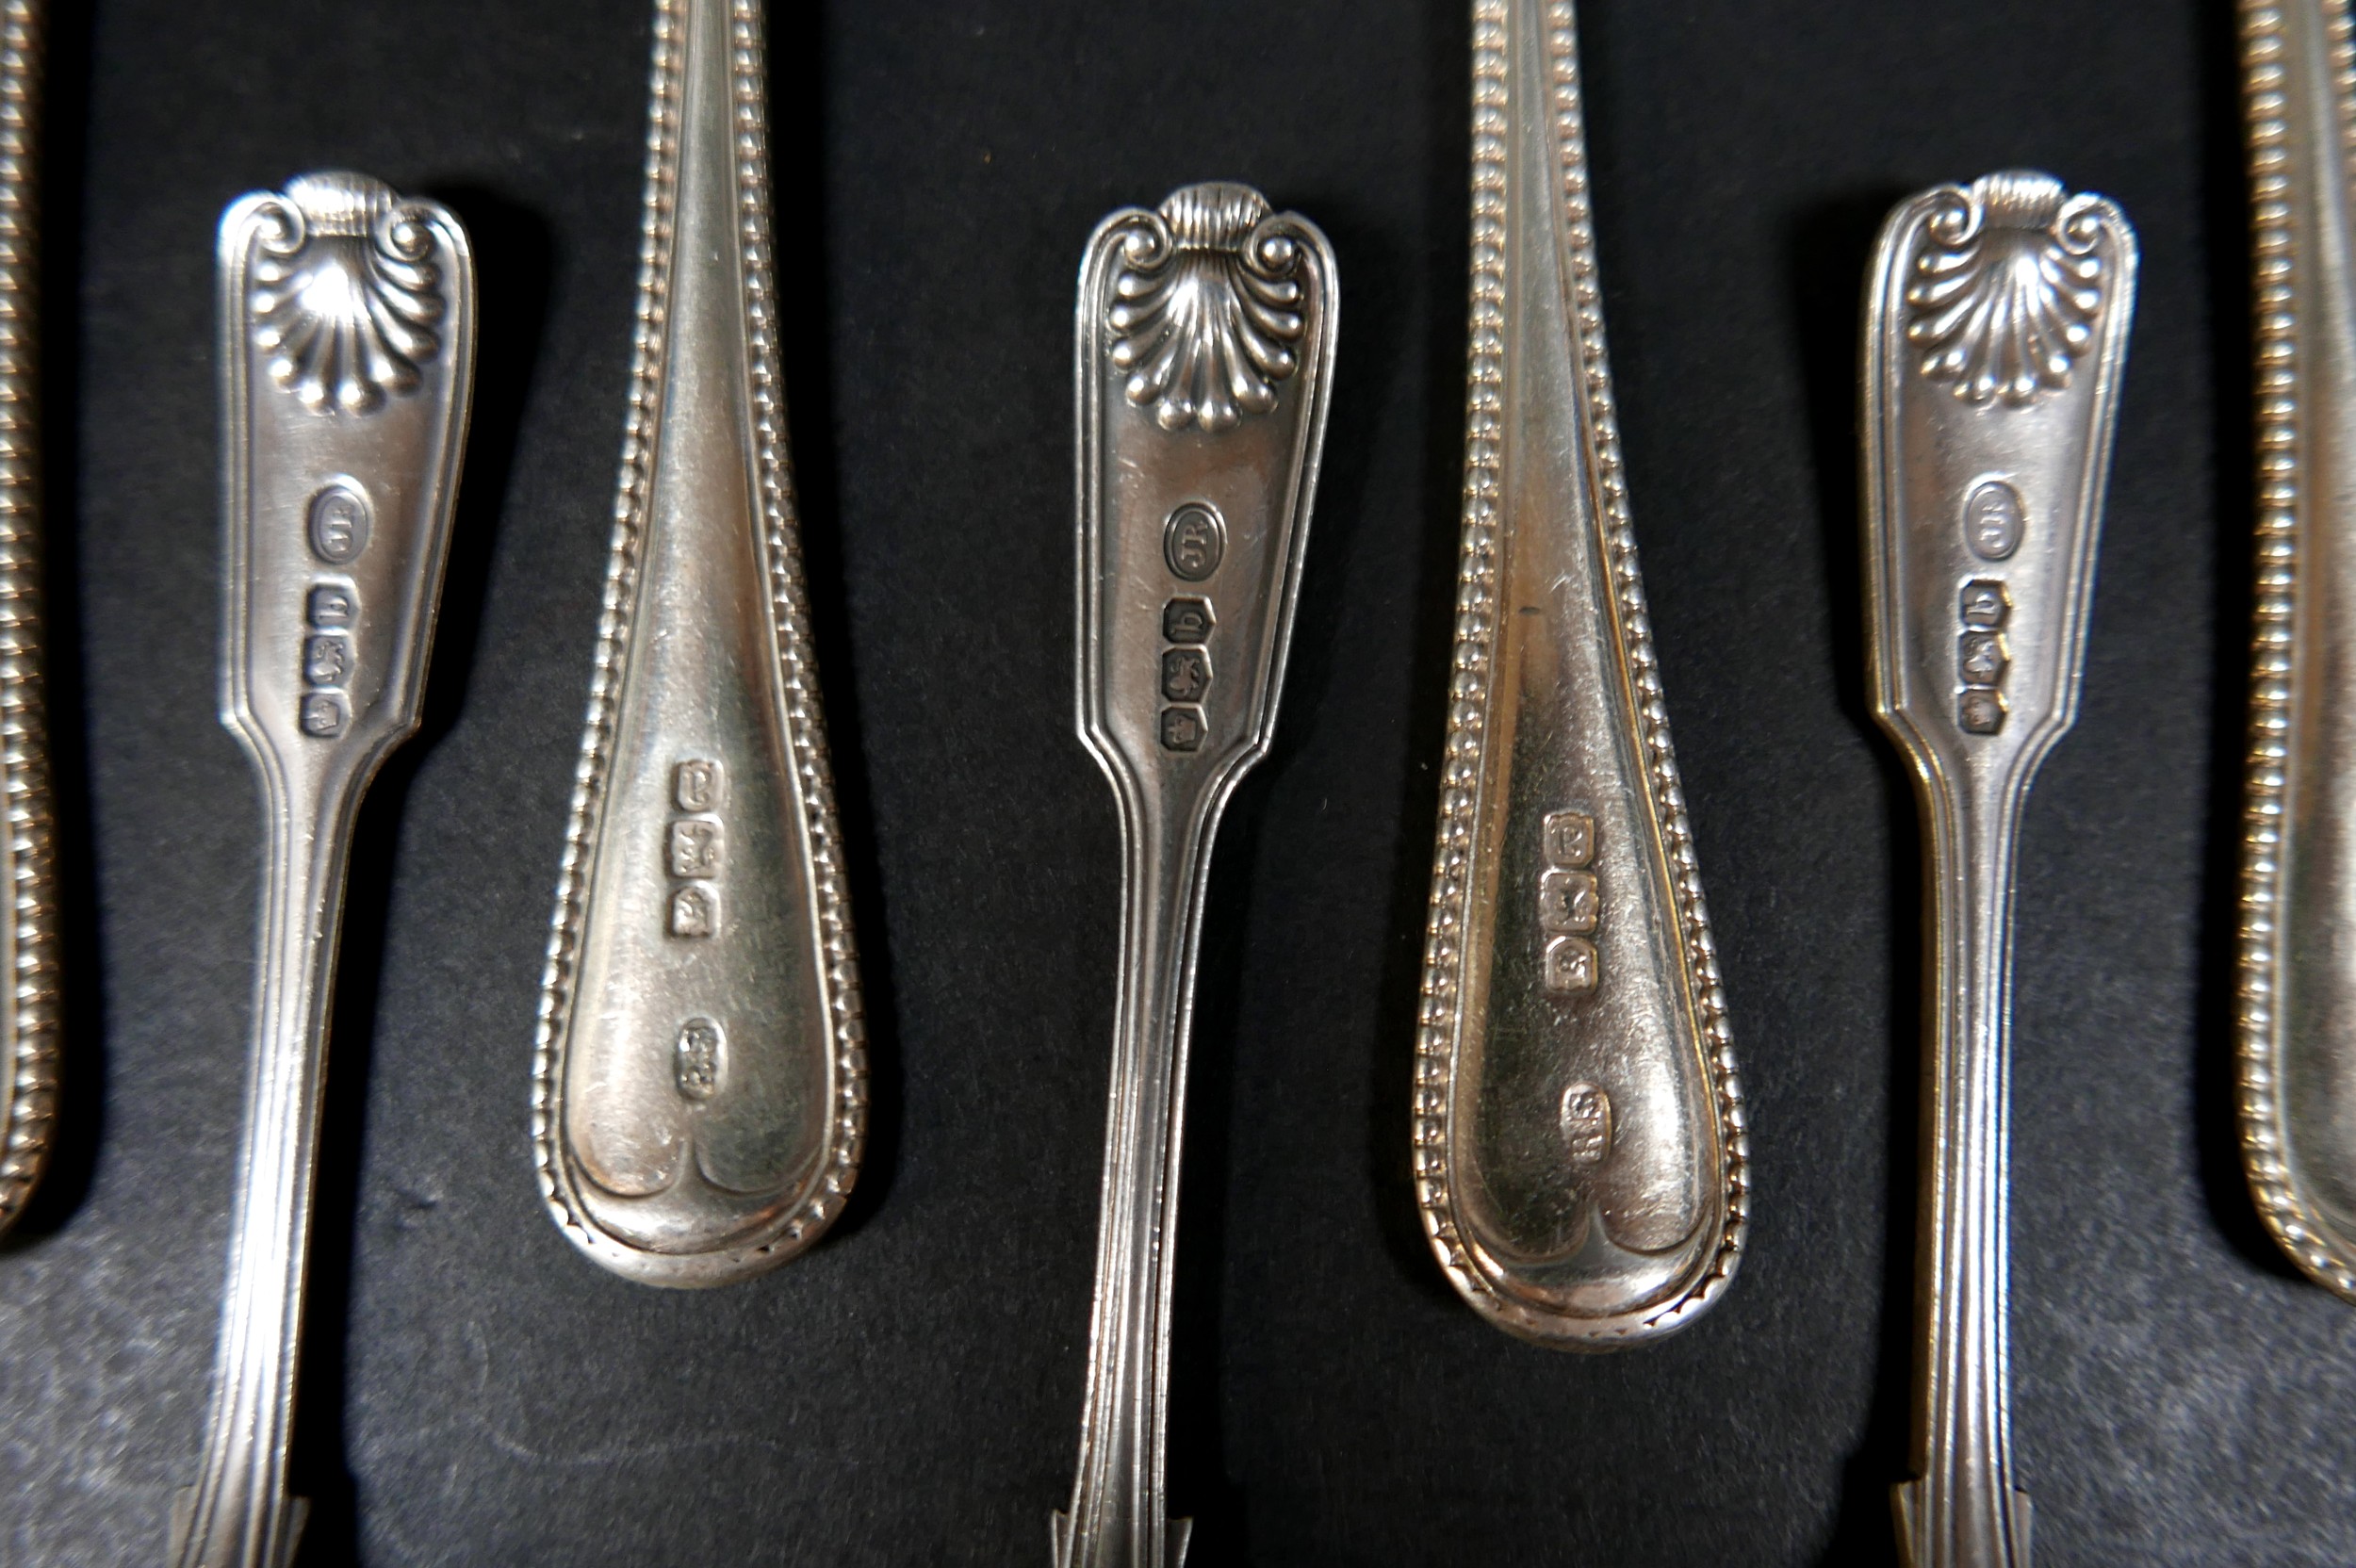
xmin=1159 ymin=707 xmax=1205 ymax=752
xmin=674 ymin=1017 xmax=724 ymax=1102
xmin=1163 ymin=503 xmax=1225 ymax=581
xmin=297 ymin=569 xmax=362 ymax=736
xmin=307 ymin=583 xmax=356 ymax=629
xmin=1964 ymin=478 xmax=2024 ymax=561
xmin=667 ymin=819 xmax=722 ymax=879
xmin=663 ymin=757 xmax=726 ymax=937
xmin=668 ymin=884 xmax=716 ymax=939
xmin=674 ymin=758 xmax=724 ymax=812
xmin=1957 ymin=579 xmax=2011 ymax=735
xmin=1163 ymin=597 xmax=1213 ymax=644
xmin=1560 ymin=1082 xmax=1612 ymax=1166
xmin=303 ymin=634 xmax=350 ymax=688
xmin=307 ymin=482 xmax=371 ymax=564
xmin=1160 ymin=647 xmax=1211 ymax=704
xmin=1539 ymin=809 xmax=1599 ymax=996
xmin=299 ymin=692 xmax=345 ymax=739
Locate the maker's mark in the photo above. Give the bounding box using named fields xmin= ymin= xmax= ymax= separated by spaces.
xmin=1108 ymin=182 xmax=1306 ymax=433
xmin=250 ymin=172 xmax=446 ymax=415
xmin=1906 ymin=171 xmax=2106 ymax=407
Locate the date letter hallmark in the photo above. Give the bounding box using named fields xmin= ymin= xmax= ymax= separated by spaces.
xmin=663 ymin=759 xmax=726 ymax=939
xmin=1540 ymin=809 xmax=1599 ymax=997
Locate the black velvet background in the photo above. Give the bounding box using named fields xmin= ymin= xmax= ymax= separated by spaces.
xmin=0 ymin=0 xmax=2337 ymax=1563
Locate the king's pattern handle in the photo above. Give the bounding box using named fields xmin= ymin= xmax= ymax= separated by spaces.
xmin=1863 ymin=170 xmax=2136 ymax=1568
xmin=174 ymin=171 xmax=475 ymax=1568
xmin=1059 ymin=182 xmax=1336 ymax=1568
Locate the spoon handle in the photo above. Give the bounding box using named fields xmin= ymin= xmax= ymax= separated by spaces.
xmin=1864 ymin=171 xmax=2136 ymax=1568
xmin=0 ymin=0 xmax=60 ymax=1241
xmin=1413 ymin=0 xmax=1747 ymax=1348
xmin=531 ymin=0 xmax=866 ymax=1287
xmin=1057 ymin=183 xmax=1336 ymax=1568
xmin=173 ymin=172 xmax=476 ymax=1568
xmin=2233 ymin=0 xmax=2356 ymax=1303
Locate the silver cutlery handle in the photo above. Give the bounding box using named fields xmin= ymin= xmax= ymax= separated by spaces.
xmin=1413 ymin=0 xmax=1746 ymax=1349
xmin=0 ymin=0 xmax=58 ymax=1241
xmin=2234 ymin=0 xmax=2356 ymax=1302
xmin=1864 ymin=171 xmax=2135 ymax=1568
xmin=532 ymin=0 xmax=866 ymax=1289
xmin=173 ymin=172 xmax=475 ymax=1568
xmin=1059 ymin=184 xmax=1336 ymax=1568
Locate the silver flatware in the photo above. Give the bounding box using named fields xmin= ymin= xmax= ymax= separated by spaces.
xmin=1058 ymin=181 xmax=1336 ymax=1568
xmin=1412 ymin=0 xmax=1746 ymax=1348
xmin=0 ymin=0 xmax=59 ymax=1241
xmin=531 ymin=0 xmax=866 ymax=1287
xmin=1864 ymin=170 xmax=2135 ymax=1568
xmin=2235 ymin=0 xmax=2356 ymax=1303
xmin=173 ymin=171 xmax=475 ymax=1568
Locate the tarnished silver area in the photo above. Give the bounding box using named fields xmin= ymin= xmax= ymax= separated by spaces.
xmin=0 ymin=0 xmax=57 ymax=1241
xmin=1057 ymin=182 xmax=1335 ymax=1568
xmin=2235 ymin=0 xmax=2356 ymax=1306
xmin=173 ymin=172 xmax=475 ymax=1568
xmin=1865 ymin=172 xmax=2135 ymax=1568
xmin=531 ymin=0 xmax=865 ymax=1288
xmin=1412 ymin=0 xmax=1746 ymax=1349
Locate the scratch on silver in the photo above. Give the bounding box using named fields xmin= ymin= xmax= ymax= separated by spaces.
xmin=172 ymin=171 xmax=475 ymax=1568
xmin=1867 ymin=171 xmax=2136 ymax=1568
xmin=2233 ymin=0 xmax=2356 ymax=1307
xmin=530 ymin=0 xmax=865 ymax=1288
xmin=1412 ymin=0 xmax=1746 ymax=1350
xmin=0 ymin=0 xmax=57 ymax=1241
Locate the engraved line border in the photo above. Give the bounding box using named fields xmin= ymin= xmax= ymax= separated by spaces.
xmin=529 ymin=0 xmax=866 ymax=1267
xmin=1412 ymin=0 xmax=1748 ymax=1343
xmin=2235 ymin=0 xmax=2356 ymax=1299
xmin=0 ymin=0 xmax=57 ymax=1236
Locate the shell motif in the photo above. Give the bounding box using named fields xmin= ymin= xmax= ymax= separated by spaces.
xmin=1906 ymin=171 xmax=2106 ymax=407
xmin=249 ymin=172 xmax=444 ymax=416
xmin=1108 ymin=182 xmax=1306 ymax=433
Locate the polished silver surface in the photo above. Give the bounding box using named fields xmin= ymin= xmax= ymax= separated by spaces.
xmin=2235 ymin=0 xmax=2356 ymax=1304
xmin=0 ymin=0 xmax=57 ymax=1240
xmin=1865 ymin=172 xmax=2135 ymax=1568
xmin=1058 ymin=182 xmax=1335 ymax=1568
xmin=531 ymin=0 xmax=865 ymax=1288
xmin=173 ymin=172 xmax=475 ymax=1568
xmin=1411 ymin=0 xmax=1746 ymax=1348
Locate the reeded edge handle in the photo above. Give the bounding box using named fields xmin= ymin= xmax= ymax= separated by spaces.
xmin=1057 ymin=187 xmax=1338 ymax=1568
xmin=175 ymin=175 xmax=475 ymax=1568
xmin=1863 ymin=171 xmax=2136 ymax=1568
